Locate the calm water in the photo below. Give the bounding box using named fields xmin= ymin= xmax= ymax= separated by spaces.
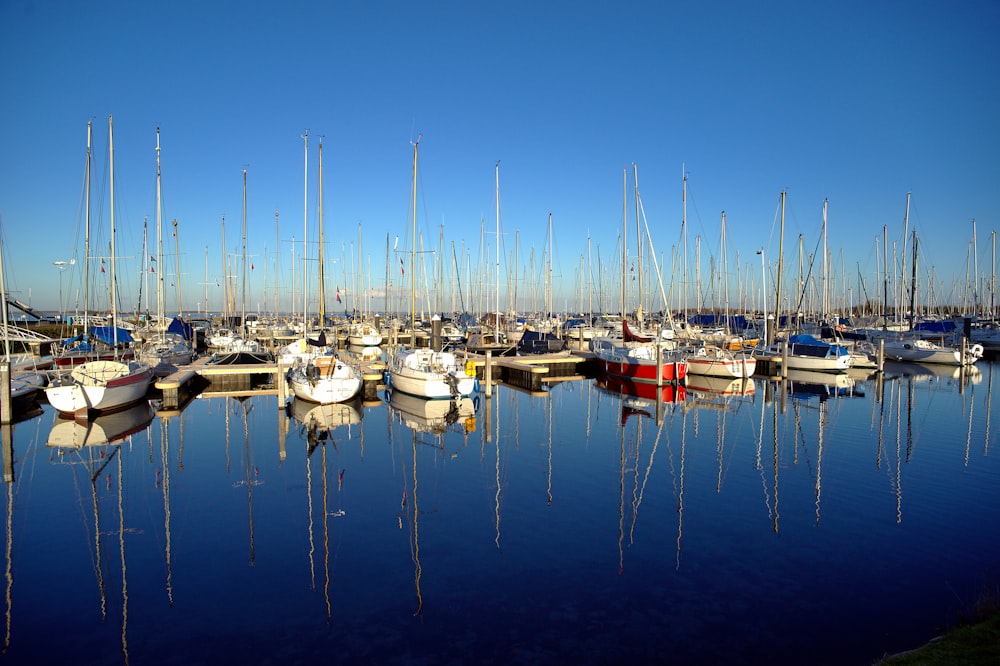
xmin=2 ymin=361 xmax=998 ymax=665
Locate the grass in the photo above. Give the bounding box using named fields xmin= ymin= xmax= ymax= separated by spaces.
xmin=875 ymin=582 xmax=1000 ymax=665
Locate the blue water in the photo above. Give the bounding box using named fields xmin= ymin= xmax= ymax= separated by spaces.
xmin=2 ymin=362 xmax=998 ymax=665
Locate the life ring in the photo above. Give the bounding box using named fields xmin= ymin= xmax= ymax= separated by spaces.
xmin=970 ymin=343 xmax=984 ymax=358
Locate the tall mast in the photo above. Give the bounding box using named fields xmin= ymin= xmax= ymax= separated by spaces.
xmin=173 ymin=220 xmax=182 ymax=316
xmin=155 ymin=127 xmax=164 ymax=330
xmin=317 ymin=138 xmax=326 ymax=326
xmin=301 ymin=130 xmax=309 ymax=332
xmin=633 ymin=163 xmax=642 ymax=327
xmin=273 ymin=210 xmax=279 ymax=316
xmin=899 ymin=192 xmax=911 ymax=325
xmin=241 ymin=168 xmax=248 ymax=336
xmin=410 ymin=136 xmax=420 ymax=338
xmin=620 ymin=166 xmax=627 ymax=319
xmin=909 ymin=231 xmax=918 ymax=330
xmin=682 ymin=167 xmax=688 ymax=324
xmin=108 ymin=115 xmax=118 ymax=345
xmin=772 ymin=190 xmax=785 ymax=346
xmin=494 ymin=160 xmax=501 ymax=339
xmin=84 ymin=121 xmax=92 ymax=333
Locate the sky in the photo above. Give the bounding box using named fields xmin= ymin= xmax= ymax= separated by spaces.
xmin=1 ymin=1 xmax=998 ymax=318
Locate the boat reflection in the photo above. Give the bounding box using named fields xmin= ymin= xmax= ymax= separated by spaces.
xmin=387 ymin=389 xmax=477 ymax=435
xmin=46 ymin=401 xmax=155 ymax=449
xmin=784 ymin=369 xmax=863 ymax=401
xmin=883 ymin=360 xmax=982 ymax=385
xmin=594 ymin=374 xmax=687 ymax=405
xmin=685 ymin=374 xmax=756 ymax=398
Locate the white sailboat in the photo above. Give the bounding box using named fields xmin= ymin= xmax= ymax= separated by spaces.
xmin=138 ymin=127 xmax=195 ymax=373
xmin=387 ymin=136 xmax=476 ymax=399
xmin=286 ymin=137 xmax=362 ymax=404
xmin=45 ymin=116 xmax=155 ymax=418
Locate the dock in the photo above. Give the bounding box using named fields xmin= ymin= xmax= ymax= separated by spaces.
xmin=152 ymin=350 xmax=595 ymax=410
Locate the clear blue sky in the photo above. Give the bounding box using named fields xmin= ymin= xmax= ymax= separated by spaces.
xmin=1 ymin=1 xmax=998 ymax=317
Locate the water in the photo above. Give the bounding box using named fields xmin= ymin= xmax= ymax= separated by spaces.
xmin=2 ymin=361 xmax=998 ymax=665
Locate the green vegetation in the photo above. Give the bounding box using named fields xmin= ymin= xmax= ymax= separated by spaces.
xmin=876 ymin=584 xmax=1000 ymax=665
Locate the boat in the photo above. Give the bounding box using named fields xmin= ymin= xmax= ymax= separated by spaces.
xmin=387 ymin=136 xmax=477 ymax=399
xmin=766 ymin=334 xmax=852 ymax=373
xmin=592 ymin=320 xmax=688 ymax=384
xmin=284 ymin=139 xmax=362 ymax=404
xmin=45 ymin=117 xmax=155 ymax=418
xmin=347 ymin=320 xmax=383 ymax=347
xmin=515 ymin=329 xmax=566 ymax=355
xmin=679 ymin=342 xmax=756 ymax=379
xmin=208 ymin=169 xmax=273 ymax=365
xmin=685 ymin=374 xmax=756 ymax=397
xmin=592 ymin=165 xmax=687 ymax=385
xmin=881 ymin=336 xmax=983 ymax=366
xmin=288 ymin=354 xmax=362 ymax=404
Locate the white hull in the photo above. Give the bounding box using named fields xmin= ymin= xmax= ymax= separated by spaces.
xmin=388 ymin=348 xmax=476 ymax=399
xmin=287 ymin=356 xmax=363 ymax=404
xmin=682 ymin=346 xmax=756 ymax=379
xmin=45 ymin=360 xmax=154 ymax=417
xmin=783 ymin=354 xmax=852 ymax=373
xmin=883 ymin=339 xmax=983 ymax=366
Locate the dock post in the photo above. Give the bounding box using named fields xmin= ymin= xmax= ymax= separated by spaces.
xmin=877 ymin=339 xmax=885 ymax=373
xmin=780 ymin=341 xmax=789 ymax=379
xmin=485 ymin=350 xmax=493 ymax=398
xmin=0 ymin=362 xmax=10 ymax=425
xmin=2 ymin=424 xmax=11 ymax=483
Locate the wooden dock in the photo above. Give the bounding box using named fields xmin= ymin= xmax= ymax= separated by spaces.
xmin=152 ymin=350 xmax=595 ymax=410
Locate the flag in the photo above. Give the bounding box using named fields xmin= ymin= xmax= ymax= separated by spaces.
xmin=150 ymin=267 xmax=155 ymax=273
xmin=100 ymin=265 xmax=105 ymax=273
xmin=251 ymin=263 xmax=254 ymax=270
xmin=335 ymin=286 xmax=341 ymax=303
xmin=399 ymin=256 xmax=405 ymax=275
xmin=150 ymin=255 xmax=156 ymax=262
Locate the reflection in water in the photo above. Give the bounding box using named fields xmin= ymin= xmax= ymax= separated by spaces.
xmin=0 ymin=360 xmax=996 ymax=664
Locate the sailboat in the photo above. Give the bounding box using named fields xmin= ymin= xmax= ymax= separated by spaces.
xmin=53 ymin=121 xmax=135 ymax=369
xmin=387 ymin=136 xmax=477 ymax=399
xmin=138 ymin=127 xmax=195 ymax=374
xmin=45 ymin=116 xmax=155 ymax=418
xmin=591 ymin=164 xmax=687 ymax=385
xmin=285 ymin=138 xmax=362 ymax=404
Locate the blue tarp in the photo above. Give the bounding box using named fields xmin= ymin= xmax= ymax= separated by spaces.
xmin=166 ymin=316 xmax=194 ymax=341
xmin=90 ymin=326 xmax=134 ymax=345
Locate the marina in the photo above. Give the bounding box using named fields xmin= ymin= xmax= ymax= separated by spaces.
xmin=0 ymin=349 xmax=996 ymax=664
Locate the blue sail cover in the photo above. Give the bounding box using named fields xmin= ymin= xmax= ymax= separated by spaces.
xmin=788 ymin=334 xmax=848 ymax=358
xmin=166 ymin=316 xmax=194 ymax=340
xmin=90 ymin=326 xmax=135 ymax=345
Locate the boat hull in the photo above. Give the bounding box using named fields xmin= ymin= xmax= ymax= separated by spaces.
xmin=388 ymin=348 xmax=477 ymax=399
xmin=44 ymin=360 xmax=154 ymax=417
xmin=287 ymin=357 xmax=363 ymax=404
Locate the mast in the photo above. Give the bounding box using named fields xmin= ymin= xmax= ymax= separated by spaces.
xmin=772 ymin=191 xmax=785 ymax=346
xmin=301 ymin=130 xmax=309 ymax=334
xmin=155 ymin=127 xmax=164 ymax=333
xmin=240 ymin=168 xmax=248 ymax=338
xmin=633 ymin=163 xmax=642 ymax=328
xmin=108 ymin=115 xmax=119 ymax=347
xmin=172 ymin=220 xmax=182 ymax=316
xmin=410 ymin=136 xmax=420 ymax=340
xmin=899 ymin=192 xmax=911 ymax=325
xmin=620 ymin=166 xmax=627 ymax=319
xmin=273 ymin=210 xmax=279 ymax=316
xmin=908 ymin=231 xmax=918 ymax=330
xmin=494 ymin=160 xmax=501 ymax=340
xmin=317 ymin=138 xmax=326 ymax=327
xmin=84 ymin=121 xmax=92 ymax=337
xmin=682 ymin=167 xmax=688 ymax=325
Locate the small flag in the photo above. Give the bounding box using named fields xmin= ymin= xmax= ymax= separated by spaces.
xmin=100 ymin=265 xmax=105 ymax=273
xmin=150 ymin=255 xmax=156 ymax=262
xmin=150 ymin=267 xmax=155 ymax=273
xmin=251 ymin=263 xmax=255 ymax=270
xmin=399 ymin=256 xmax=405 ymax=275
xmin=336 ymin=286 xmax=341 ymax=303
